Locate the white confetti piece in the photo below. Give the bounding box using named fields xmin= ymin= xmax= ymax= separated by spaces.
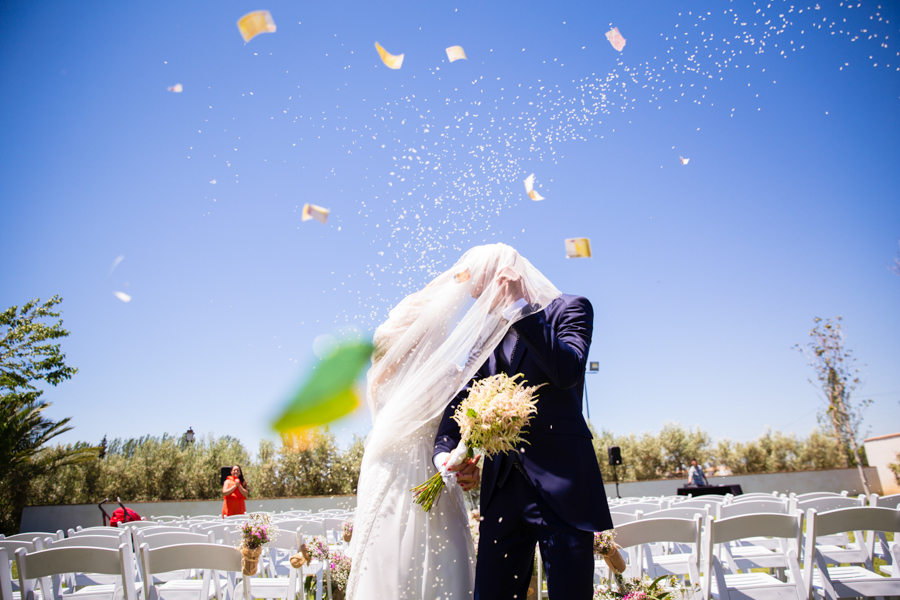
xmin=167 ymin=83 xmax=183 ymax=93
xmin=679 ymin=156 xmax=689 ymax=165
xmin=113 ymin=291 xmax=132 ymax=303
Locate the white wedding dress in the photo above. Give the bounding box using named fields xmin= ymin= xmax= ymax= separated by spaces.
xmin=346 ymin=244 xmax=561 ymax=600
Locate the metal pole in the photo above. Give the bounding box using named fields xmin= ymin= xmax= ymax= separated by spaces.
xmin=583 ymin=376 xmax=591 ymax=419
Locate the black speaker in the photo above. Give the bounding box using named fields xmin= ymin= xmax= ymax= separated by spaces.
xmin=607 ymin=446 xmax=622 ymax=466
xmin=221 ymin=466 xmax=233 ymax=485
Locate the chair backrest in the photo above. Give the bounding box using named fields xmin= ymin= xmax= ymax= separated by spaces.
xmin=617 ymin=515 xmax=702 ymax=548
xmin=717 ymin=499 xmax=788 ymax=519
xmin=642 ymin=505 xmax=711 ymax=521
xmin=15 ymin=544 xmax=137 ymax=600
xmin=67 ymin=527 xmax=124 ymax=538
xmin=140 ymin=543 xmax=241 ymax=600
xmin=707 ymin=511 xmax=802 ymax=547
xmin=149 ymin=515 xmax=184 ymax=522
xmin=0 ymin=539 xmax=44 ymax=555
xmin=138 ymin=531 xmax=214 ymax=549
xmin=677 ymin=498 xmax=724 ymax=509
xmin=795 ymin=491 xmax=845 ymax=502
xmin=796 ymin=495 xmax=865 ymax=515
xmin=610 ymin=511 xmax=643 ymax=527
xmin=322 ymin=518 xmax=345 ymax=542
xmin=730 ymin=492 xmax=779 ymax=503
xmin=47 ymin=534 xmax=128 ymax=550
xmin=609 ymin=502 xmax=661 ymax=515
xmin=870 ymin=493 xmax=900 ymax=510
xmin=2 ymin=532 xmax=61 ymax=543
xmin=119 ymin=520 xmax=157 ymax=529
xmin=192 ymin=523 xmax=235 ymax=542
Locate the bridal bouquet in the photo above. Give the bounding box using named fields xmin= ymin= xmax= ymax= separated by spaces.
xmin=594 ymin=575 xmax=690 ymax=600
xmin=238 ymin=513 xmax=279 ymax=576
xmin=411 ymin=372 xmax=543 ymax=511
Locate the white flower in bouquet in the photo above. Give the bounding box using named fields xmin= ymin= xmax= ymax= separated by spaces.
xmin=411 ymin=372 xmax=544 ymax=511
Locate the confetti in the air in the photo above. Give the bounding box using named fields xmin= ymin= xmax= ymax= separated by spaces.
xmin=454 ymin=269 xmax=471 ymax=283
xmin=273 ymin=340 xmax=374 ymax=434
xmin=565 ymin=238 xmax=592 ymax=259
xmin=108 ymin=255 xmax=124 ymax=275
xmin=302 ymin=203 xmax=330 ymax=224
xmin=237 ymin=10 xmax=276 ymax=43
xmin=445 ymin=46 xmax=467 ymax=63
xmin=680 ymin=156 xmax=690 ymax=165
xmin=375 ymin=42 xmax=404 ymax=70
xmin=113 ymin=291 xmax=132 ymax=303
xmin=166 ymin=84 xmax=183 ymax=93
xmin=605 ymin=27 xmax=626 ymax=52
xmin=523 ymin=174 xmax=545 ymax=201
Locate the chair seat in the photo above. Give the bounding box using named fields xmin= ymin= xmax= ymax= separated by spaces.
xmin=155 ymin=580 xmax=221 ymax=600
xmin=806 ymin=565 xmax=900 ymax=597
xmin=59 ymin=584 xmax=123 ymax=600
xmin=813 ymin=543 xmax=865 ymax=564
xmin=728 ymin=545 xmax=787 ymax=570
xmin=734 ymin=537 xmax=780 ymax=550
xmin=710 ymin=572 xmax=800 ymax=600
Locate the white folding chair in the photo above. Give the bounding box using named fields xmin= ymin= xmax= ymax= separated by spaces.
xmin=716 ymin=500 xmax=789 ymax=520
xmin=321 ymin=519 xmax=345 ymax=545
xmin=294 ymin=526 xmax=331 ymax=600
xmin=45 ymin=533 xmax=133 ymax=590
xmin=730 ymin=493 xmax=780 ymax=503
xmin=66 ymin=530 xmax=123 ymax=539
xmin=643 ymin=506 xmax=711 ymax=522
xmin=801 ymin=506 xmax=900 ymax=599
xmin=149 ymin=516 xmax=184 ymax=523
xmin=610 ymin=502 xmax=662 ymax=515
xmin=191 ymin=524 xmax=233 ymax=544
xmin=1 ymin=539 xmax=46 ymax=599
xmin=140 ymin=543 xmax=241 ymax=600
xmin=869 ymin=493 xmax=900 ymax=566
xmin=15 ymin=544 xmax=138 ymax=600
xmin=796 ymin=495 xmax=867 ymax=559
xmin=794 ymin=492 xmax=848 ymax=502
xmin=701 ymin=513 xmax=805 ymax=600
xmin=616 ymin=515 xmax=703 ymax=596
xmin=135 ymin=531 xmax=214 ymax=583
xmin=870 ymin=493 xmax=900 ymax=510
xmin=239 ymin=532 xmax=302 ymax=600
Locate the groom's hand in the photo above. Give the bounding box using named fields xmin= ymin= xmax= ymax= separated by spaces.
xmin=490 ymin=267 xmax=530 ymax=312
xmin=446 ymin=454 xmax=482 ymax=491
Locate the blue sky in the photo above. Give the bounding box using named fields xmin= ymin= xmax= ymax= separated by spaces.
xmin=1 ymin=0 xmax=898 ymax=455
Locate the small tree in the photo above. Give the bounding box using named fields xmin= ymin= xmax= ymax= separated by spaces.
xmin=0 ymin=296 xmax=97 ymax=534
xmin=796 ymin=317 xmax=872 ymax=495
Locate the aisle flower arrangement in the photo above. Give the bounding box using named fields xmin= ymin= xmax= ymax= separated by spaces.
xmin=238 ymin=513 xmax=279 ymax=575
xmin=341 ymin=519 xmax=353 ymax=542
xmin=303 ymin=551 xmax=352 ymax=600
xmin=594 ymin=575 xmax=680 ymax=600
xmin=306 ymin=535 xmax=331 ymax=561
xmin=411 ymin=372 xmax=543 ymax=511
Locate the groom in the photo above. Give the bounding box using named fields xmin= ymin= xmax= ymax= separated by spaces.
xmin=434 ymin=266 xmax=613 ymax=599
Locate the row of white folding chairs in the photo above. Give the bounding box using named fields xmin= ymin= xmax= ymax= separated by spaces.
xmin=594 ymin=506 xmax=900 ymax=600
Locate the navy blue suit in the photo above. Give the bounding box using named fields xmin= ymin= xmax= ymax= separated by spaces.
xmin=434 ymin=294 xmax=612 ymax=599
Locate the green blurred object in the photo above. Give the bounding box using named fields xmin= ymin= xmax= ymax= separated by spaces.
xmin=273 ymin=340 xmax=374 ymax=434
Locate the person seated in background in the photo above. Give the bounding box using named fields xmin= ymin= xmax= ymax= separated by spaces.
xmin=222 ymin=464 xmax=249 ymax=516
xmin=686 ymin=458 xmax=708 ymax=487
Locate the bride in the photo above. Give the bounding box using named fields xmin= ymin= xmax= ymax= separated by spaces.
xmin=347 ymin=243 xmax=561 ymax=599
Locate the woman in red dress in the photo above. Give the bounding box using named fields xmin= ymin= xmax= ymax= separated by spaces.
xmin=222 ymin=464 xmax=249 ymax=517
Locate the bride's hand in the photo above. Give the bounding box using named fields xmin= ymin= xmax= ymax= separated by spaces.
xmin=446 ymin=454 xmax=482 ymax=491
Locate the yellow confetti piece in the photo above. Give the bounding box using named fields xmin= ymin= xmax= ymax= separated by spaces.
xmin=680 ymin=156 xmax=690 ymax=165
xmin=302 ymin=203 xmax=330 ymax=224
xmin=523 ymin=174 xmax=545 ymax=201
xmin=273 ymin=341 xmax=374 ymax=434
xmin=113 ymin=291 xmax=132 ymax=303
xmin=454 ymin=269 xmax=471 ymax=283
xmin=375 ymin=41 xmax=404 ymax=69
xmin=565 ymin=238 xmax=592 ymax=259
xmin=445 ymin=45 xmax=467 ymax=62
xmin=237 ymin=10 xmax=276 ymax=43
xmin=167 ymin=84 xmax=183 ymax=93
xmin=605 ymin=27 xmax=626 ymax=52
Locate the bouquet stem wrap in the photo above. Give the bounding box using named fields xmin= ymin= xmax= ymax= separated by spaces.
xmin=241 ymin=545 xmax=262 ymax=576
xmin=410 ymin=441 xmax=473 ymax=511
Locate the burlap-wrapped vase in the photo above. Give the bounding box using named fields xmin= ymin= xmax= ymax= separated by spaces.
xmin=289 ymin=544 xmax=312 ymax=569
xmin=600 ymin=544 xmax=627 ymax=574
xmin=241 ymin=545 xmax=262 ymax=576
xmin=343 ymin=531 xmax=352 ymax=543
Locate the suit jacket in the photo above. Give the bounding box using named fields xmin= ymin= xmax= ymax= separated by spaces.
xmin=434 ymin=294 xmax=613 ymax=532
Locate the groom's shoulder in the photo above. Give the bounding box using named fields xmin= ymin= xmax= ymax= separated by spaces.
xmin=558 ymin=293 xmax=593 ymax=312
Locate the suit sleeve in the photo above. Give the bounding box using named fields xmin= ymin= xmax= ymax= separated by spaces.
xmin=512 ymin=296 xmax=593 ymax=390
xmin=433 ymin=383 xmax=469 ymax=459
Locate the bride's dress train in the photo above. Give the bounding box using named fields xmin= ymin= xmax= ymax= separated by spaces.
xmin=349 ymin=428 xmax=474 ymax=599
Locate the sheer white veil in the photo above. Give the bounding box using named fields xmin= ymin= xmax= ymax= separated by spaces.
xmin=347 ymin=243 xmax=560 ymax=598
